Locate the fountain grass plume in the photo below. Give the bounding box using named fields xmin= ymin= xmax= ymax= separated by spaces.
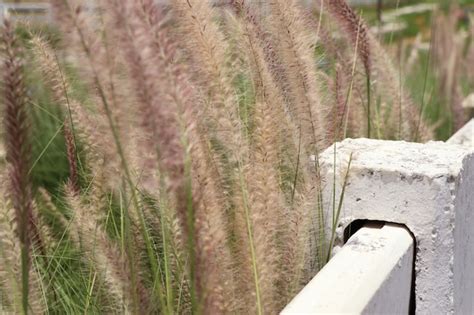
xmin=267 ymin=0 xmax=329 ymax=149
xmin=1 ymin=19 xmax=43 ymax=315
xmin=327 ymin=0 xmax=371 ymax=76
xmin=64 ymin=121 xmax=79 ymax=194
xmin=0 ymin=189 xmax=45 ymax=314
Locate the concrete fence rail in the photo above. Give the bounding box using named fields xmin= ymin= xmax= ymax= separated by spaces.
xmin=282 ymin=222 xmax=414 ymax=314
xmin=283 ymin=119 xmax=474 ymax=314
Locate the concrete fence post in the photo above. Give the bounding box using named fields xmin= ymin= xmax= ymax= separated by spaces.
xmin=312 ymin=138 xmax=474 ymax=313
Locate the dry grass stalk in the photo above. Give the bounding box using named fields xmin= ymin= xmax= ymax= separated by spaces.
xmin=227 ymin=0 xmax=303 ymax=179
xmin=267 ymin=0 xmax=329 ymax=150
xmin=50 ymin=0 xmax=132 ymax=188
xmin=111 ymin=0 xmax=189 ymax=237
xmin=0 ymin=178 xmax=45 ymax=314
xmin=222 ymin=3 xmax=319 ymax=312
xmin=187 ymin=121 xmax=239 ymax=313
xmin=245 ymin=100 xmax=289 ymax=312
xmin=0 ymin=20 xmax=47 ymax=314
xmin=171 ymin=2 xmax=247 ymax=245
xmin=64 ymin=121 xmax=80 ymax=193
xmin=105 ymin=0 xmax=239 ymax=312
xmin=432 ymin=8 xmax=468 ymax=131
xmin=29 ymin=34 xmax=121 ymax=190
xmin=1 ymin=19 xmax=35 ymax=245
xmin=371 ymin=38 xmax=433 ymax=140
xmin=327 ymin=0 xmax=371 ymax=76
xmin=171 ymin=0 xmax=243 ymax=154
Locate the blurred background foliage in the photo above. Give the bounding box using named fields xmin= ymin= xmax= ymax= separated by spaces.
xmin=2 ymin=0 xmax=473 ymax=186
xmin=353 ymin=0 xmax=474 ymax=139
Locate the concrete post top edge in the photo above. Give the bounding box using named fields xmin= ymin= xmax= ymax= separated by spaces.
xmin=320 ymin=138 xmax=472 ymax=179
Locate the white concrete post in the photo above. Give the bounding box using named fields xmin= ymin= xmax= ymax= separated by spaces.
xmin=317 ymin=139 xmax=474 ymax=313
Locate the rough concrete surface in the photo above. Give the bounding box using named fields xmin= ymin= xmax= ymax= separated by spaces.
xmin=320 ymin=138 xmax=474 ymax=314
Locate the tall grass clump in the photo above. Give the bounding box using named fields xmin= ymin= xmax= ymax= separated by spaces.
xmin=0 ymin=0 xmax=436 ymax=313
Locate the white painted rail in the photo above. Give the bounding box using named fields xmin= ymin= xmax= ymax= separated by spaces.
xmin=282 ymin=222 xmax=414 ymax=314
xmin=0 ymin=0 xmax=312 ymax=25
xmin=0 ymin=3 xmax=52 ymax=24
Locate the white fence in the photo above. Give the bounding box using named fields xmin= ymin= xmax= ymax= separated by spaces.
xmin=0 ymin=0 xmax=316 ymax=25
xmin=283 ymin=222 xmax=414 ymax=314
xmin=0 ymin=2 xmax=52 ymax=24
xmin=282 ymin=119 xmax=474 ymax=314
